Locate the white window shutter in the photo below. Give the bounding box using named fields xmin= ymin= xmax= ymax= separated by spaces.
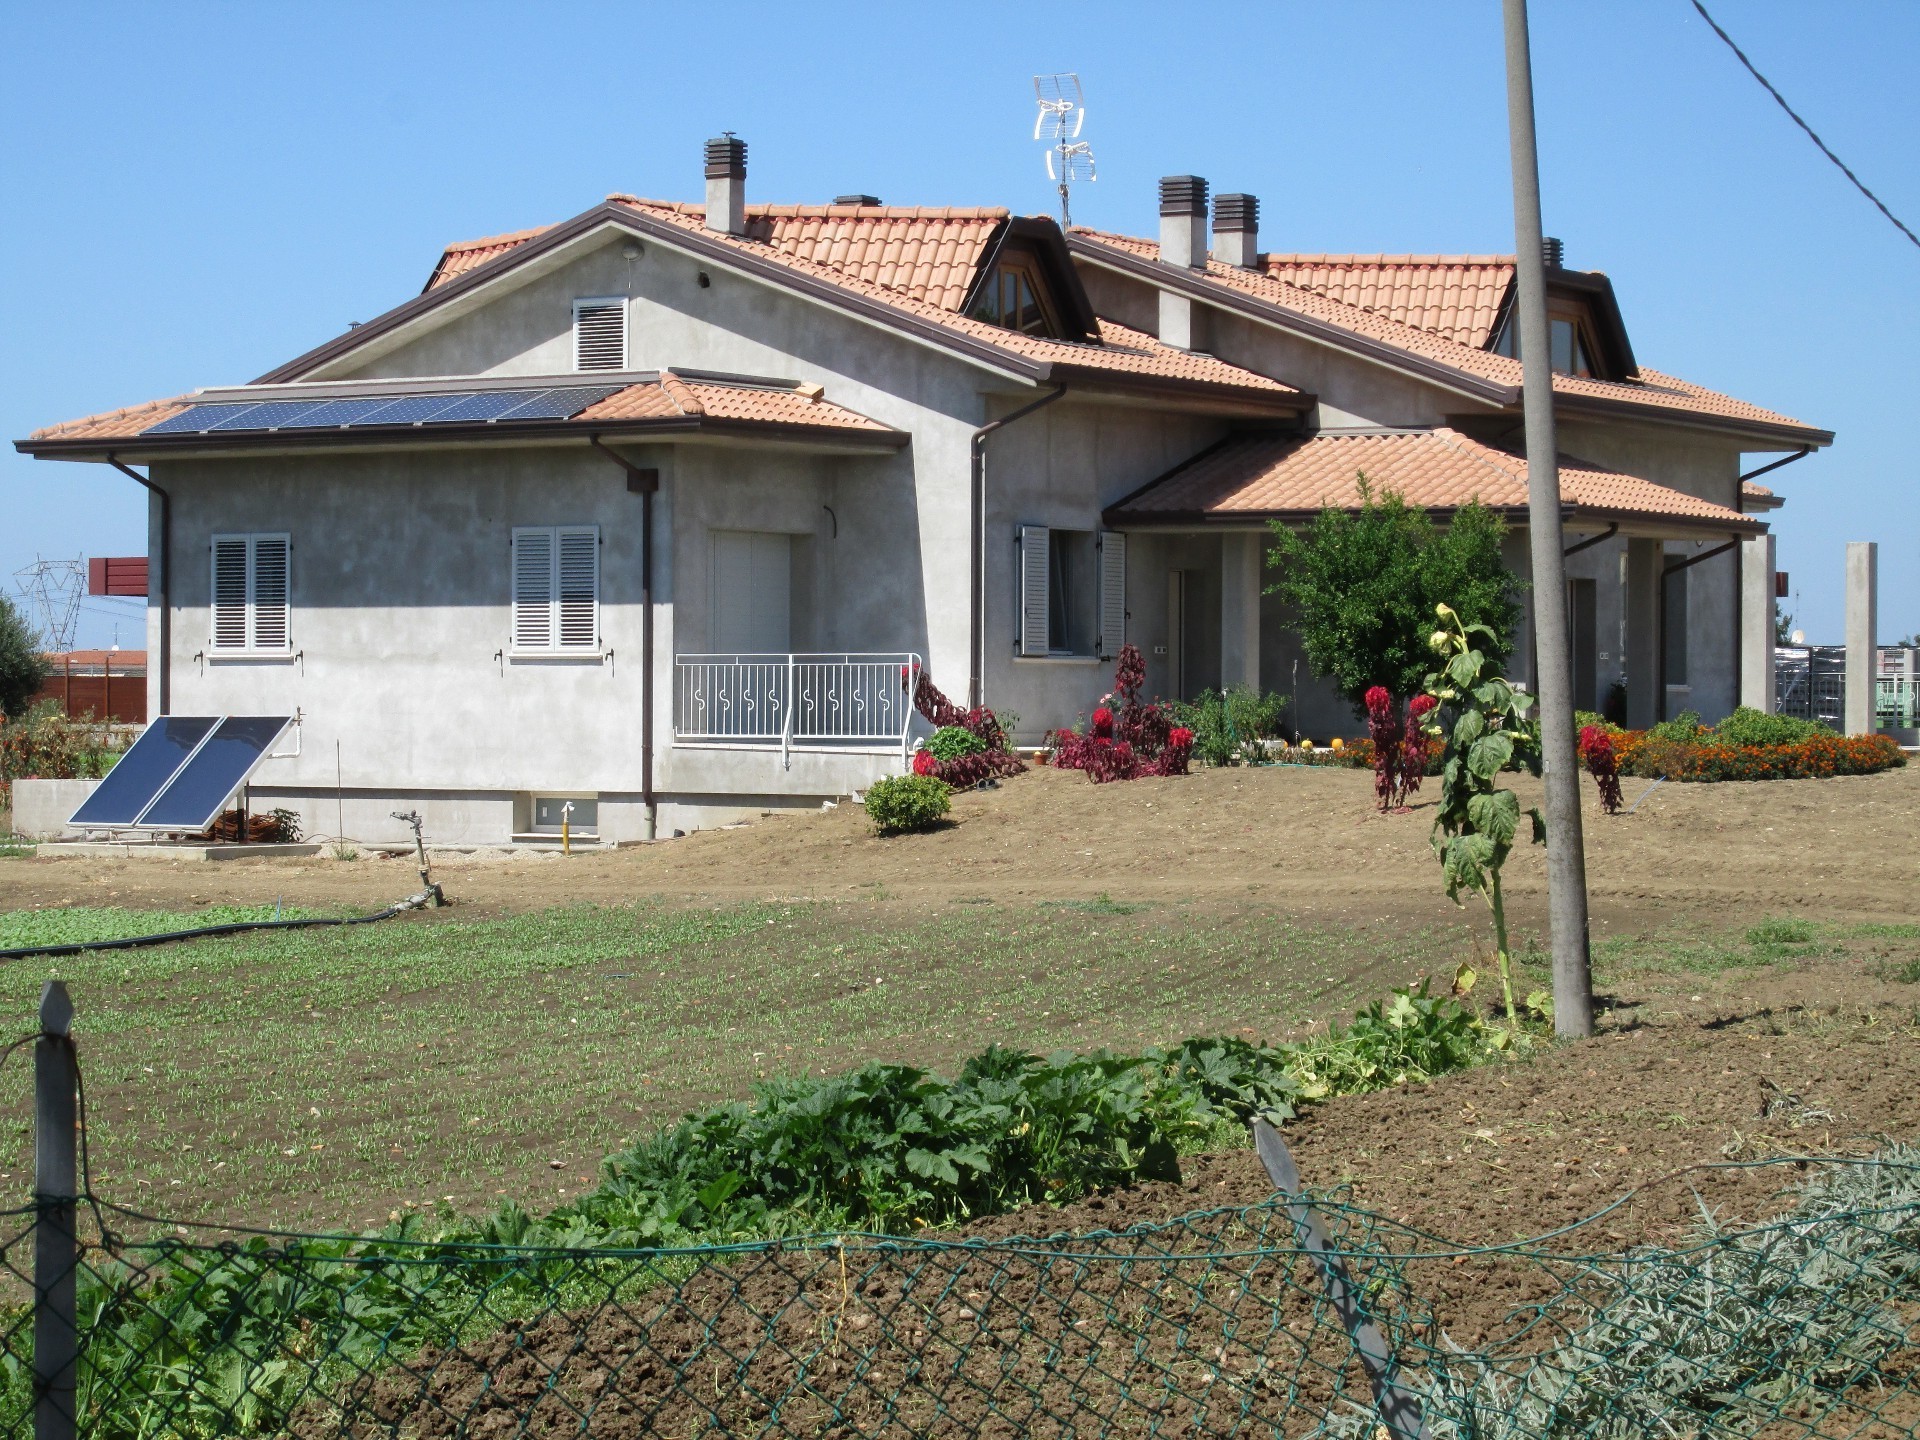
xmin=1097 ymin=531 xmax=1126 ymax=659
xmin=556 ymin=526 xmax=599 ymax=650
xmin=1019 ymin=525 xmax=1050 ymax=657
xmin=211 ymin=537 xmax=250 ymax=650
xmin=250 ymin=535 xmax=290 ymax=651
xmin=512 ymin=527 xmax=555 ymax=651
xmin=573 ymin=299 xmax=625 ymax=371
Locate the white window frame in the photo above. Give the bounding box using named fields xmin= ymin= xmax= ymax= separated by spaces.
xmin=208 ymin=532 xmax=292 ymax=657
xmin=511 ymin=524 xmax=603 ymax=658
xmin=573 ymin=296 xmax=627 ymax=371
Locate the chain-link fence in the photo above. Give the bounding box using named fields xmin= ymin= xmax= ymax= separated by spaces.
xmin=3 ymin=983 xmax=1918 ymax=1438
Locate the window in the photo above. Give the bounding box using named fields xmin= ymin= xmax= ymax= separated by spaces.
xmin=512 ymin=525 xmax=600 ymax=653
xmin=967 ymin=255 xmax=1061 ymax=337
xmin=1491 ymin=308 xmax=1596 ymax=378
xmin=573 ymin=297 xmax=626 ymax=371
xmin=209 ymin=533 xmax=290 ymax=654
xmin=1018 ymin=525 xmax=1125 ymax=658
xmin=709 ymin=531 xmax=792 ymax=653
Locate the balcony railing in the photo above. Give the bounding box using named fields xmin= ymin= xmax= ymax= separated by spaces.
xmin=674 ymin=653 xmax=921 ymax=765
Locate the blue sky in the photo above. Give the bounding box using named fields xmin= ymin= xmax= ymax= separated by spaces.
xmin=3 ymin=0 xmax=1914 ymax=649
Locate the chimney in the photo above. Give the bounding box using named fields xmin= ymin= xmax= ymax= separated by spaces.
xmin=1157 ymin=175 xmax=1208 ymax=351
xmin=1213 ymin=192 xmax=1259 ymax=269
xmin=833 ymin=193 xmax=881 ymax=206
xmin=704 ymin=134 xmax=747 ymax=235
xmin=1542 ymin=235 xmax=1564 ymax=270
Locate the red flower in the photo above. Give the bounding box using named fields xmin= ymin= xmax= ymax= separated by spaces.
xmin=911 ymin=749 xmax=939 ymax=777
xmin=1090 ymin=706 xmax=1115 ymax=740
xmin=1168 ymin=727 xmax=1194 ymax=747
xmin=1364 ymin=685 xmax=1393 ymax=721
xmin=1409 ymin=694 xmax=1437 ymax=718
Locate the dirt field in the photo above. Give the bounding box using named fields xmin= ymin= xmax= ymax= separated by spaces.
xmin=6 ymin=759 xmax=1916 ymax=932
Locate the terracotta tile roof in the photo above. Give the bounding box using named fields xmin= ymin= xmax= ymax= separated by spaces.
xmin=28 ymin=395 xmax=191 ymax=442
xmin=1070 ymin=230 xmax=1825 ymax=440
xmin=425 ymin=225 xmax=556 ymax=290
xmin=1108 ymin=427 xmax=1760 ymax=534
xmin=1741 ymin=480 xmax=1773 ymax=499
xmin=1258 ymin=254 xmax=1513 ymax=346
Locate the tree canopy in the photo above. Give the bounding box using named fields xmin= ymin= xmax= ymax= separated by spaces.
xmin=0 ymin=595 xmax=50 ymax=719
xmin=1265 ymin=478 xmax=1522 ymax=713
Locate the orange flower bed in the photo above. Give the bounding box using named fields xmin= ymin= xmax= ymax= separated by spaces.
xmin=1612 ymin=729 xmax=1907 ymax=782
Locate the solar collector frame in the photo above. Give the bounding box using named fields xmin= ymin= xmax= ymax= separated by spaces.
xmin=66 ymin=716 xmax=294 ymax=834
xmin=138 ymin=385 xmax=628 ymax=436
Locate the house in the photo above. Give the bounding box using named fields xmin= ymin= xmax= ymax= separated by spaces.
xmin=17 ymin=140 xmax=1830 ymax=845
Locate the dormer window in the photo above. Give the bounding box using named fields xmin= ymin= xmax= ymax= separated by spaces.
xmin=1491 ymin=307 xmax=1598 ymax=379
xmin=967 ymin=255 xmax=1062 ymax=337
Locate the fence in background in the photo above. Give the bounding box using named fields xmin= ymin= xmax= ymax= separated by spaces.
xmin=27 ymin=653 xmax=146 ymax=726
xmin=7 ymin=984 xmax=1919 ymax=1439
xmin=673 ymin=653 xmax=921 ymax=764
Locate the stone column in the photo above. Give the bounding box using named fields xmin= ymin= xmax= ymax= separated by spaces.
xmin=1220 ymin=531 xmax=1261 ymax=692
xmin=1740 ymin=532 xmax=1776 ymax=712
xmin=1845 ymin=541 xmax=1878 ymax=735
xmin=1624 ymin=538 xmax=1662 ymax=730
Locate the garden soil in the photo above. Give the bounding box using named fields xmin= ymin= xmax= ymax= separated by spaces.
xmin=304 ymin=991 xmax=1919 ymax=1439
xmin=5 ymin=761 xmax=1916 ymax=938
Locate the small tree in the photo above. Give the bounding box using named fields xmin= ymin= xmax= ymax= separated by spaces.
xmin=0 ymin=596 xmax=50 ymax=719
xmin=1266 ymin=478 xmax=1521 ymax=715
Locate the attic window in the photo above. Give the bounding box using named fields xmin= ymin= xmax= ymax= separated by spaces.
xmin=1491 ymin=308 xmax=1598 ymax=379
xmin=967 ymin=255 xmax=1062 ymax=338
xmin=573 ymin=298 xmax=626 ymax=371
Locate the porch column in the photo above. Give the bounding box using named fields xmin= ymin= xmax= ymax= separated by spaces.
xmin=1845 ymin=541 xmax=1877 ymax=735
xmin=1740 ymin=532 xmax=1776 ymax=712
xmin=1624 ymin=537 xmax=1662 ymax=730
xmin=1220 ymin=531 xmax=1261 ymax=691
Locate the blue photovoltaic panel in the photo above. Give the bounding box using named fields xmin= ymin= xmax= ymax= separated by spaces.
xmin=493 ymin=385 xmax=624 ymax=421
xmin=428 ymin=391 xmax=539 ymax=423
xmin=68 ymin=717 xmax=220 ymax=826
xmin=135 ymin=716 xmax=292 ymax=831
xmin=277 ymin=397 xmax=401 ymax=428
xmin=355 ymin=394 xmax=467 ymax=426
xmin=207 ymin=399 xmax=331 ymax=431
xmin=142 ymin=404 xmax=267 ymax=435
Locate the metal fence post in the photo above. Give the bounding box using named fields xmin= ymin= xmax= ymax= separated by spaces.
xmin=33 ymin=980 xmax=79 ymax=1440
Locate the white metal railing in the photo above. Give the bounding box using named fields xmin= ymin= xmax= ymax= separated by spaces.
xmin=674 ymin=653 xmax=922 ymax=766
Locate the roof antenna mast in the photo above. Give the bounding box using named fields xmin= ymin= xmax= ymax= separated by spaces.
xmin=1033 ymin=74 xmax=1094 ymax=227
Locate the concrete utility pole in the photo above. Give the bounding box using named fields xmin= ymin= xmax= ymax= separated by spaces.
xmin=1502 ymin=0 xmax=1594 ymax=1039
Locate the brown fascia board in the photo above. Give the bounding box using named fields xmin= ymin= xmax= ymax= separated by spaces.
xmin=1549 ymin=391 xmax=1833 ymax=449
xmin=16 ymin=413 xmax=910 ymax=461
xmin=1066 ymin=233 xmax=1520 ymax=404
xmin=1105 ymin=501 xmax=1760 ymax=538
xmin=1044 ymin=366 xmax=1308 ymax=415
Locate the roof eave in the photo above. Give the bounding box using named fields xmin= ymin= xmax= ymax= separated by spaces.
xmin=1548 ymin=392 xmax=1833 ymax=449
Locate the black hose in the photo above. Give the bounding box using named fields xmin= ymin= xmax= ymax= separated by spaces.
xmin=0 ymin=899 xmax=426 ymax=961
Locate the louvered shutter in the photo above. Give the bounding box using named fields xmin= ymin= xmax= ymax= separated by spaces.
xmin=1097 ymin=531 xmax=1126 ymax=659
xmin=556 ymin=526 xmax=599 ymax=650
xmin=1019 ymin=525 xmax=1050 ymax=657
xmin=512 ymin=528 xmax=555 ymax=651
xmin=573 ymin=299 xmax=625 ymax=371
xmin=211 ymin=537 xmax=250 ymax=650
xmin=250 ymin=535 xmax=290 ymax=650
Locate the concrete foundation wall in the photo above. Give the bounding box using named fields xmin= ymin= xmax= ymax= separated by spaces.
xmin=11 ymin=779 xmax=100 ymax=840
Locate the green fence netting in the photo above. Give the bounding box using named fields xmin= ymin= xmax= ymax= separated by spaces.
xmin=0 ymin=1152 xmax=1915 ymax=1438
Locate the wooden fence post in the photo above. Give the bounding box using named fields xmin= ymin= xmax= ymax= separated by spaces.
xmin=33 ymin=980 xmax=79 ymax=1440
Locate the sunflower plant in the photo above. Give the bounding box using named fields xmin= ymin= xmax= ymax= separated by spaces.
xmin=1423 ymin=604 xmax=1545 ymax=1031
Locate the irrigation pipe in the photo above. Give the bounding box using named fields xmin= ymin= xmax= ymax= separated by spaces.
xmin=1625 ymin=777 xmax=1666 ymax=816
xmin=0 ymin=890 xmax=441 ymax=962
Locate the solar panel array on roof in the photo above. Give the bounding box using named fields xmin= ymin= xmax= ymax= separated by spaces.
xmin=67 ymin=716 xmax=293 ymax=832
xmin=139 ymin=386 xmax=625 ymax=436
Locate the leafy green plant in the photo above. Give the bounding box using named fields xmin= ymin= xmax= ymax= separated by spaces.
xmin=1648 ymin=708 xmax=1704 ymax=743
xmin=0 ymin=594 xmax=49 ymax=718
xmin=925 ymin=725 xmax=988 ymax=762
xmin=1424 ymin=603 xmax=1544 ymax=1030
xmin=1713 ymin=706 xmax=1832 ymax=748
xmin=864 ymin=774 xmax=951 ymax=834
xmin=1266 ymin=479 xmax=1521 ymax=713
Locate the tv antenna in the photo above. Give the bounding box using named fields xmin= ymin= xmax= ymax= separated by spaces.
xmin=1033 ymin=74 xmax=1095 ymax=227
xmin=13 ymin=556 xmax=85 ymax=651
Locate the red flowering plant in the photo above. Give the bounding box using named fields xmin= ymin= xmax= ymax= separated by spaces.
xmin=1046 ymin=644 xmax=1191 ymax=781
xmin=1577 ymin=724 xmax=1624 ymax=814
xmin=909 ymin=673 xmax=1025 ymax=788
xmin=1362 ymin=686 xmax=1439 ymax=812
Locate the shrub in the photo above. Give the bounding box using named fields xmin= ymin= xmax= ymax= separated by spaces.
xmin=1578 ymin=724 xmax=1624 ymax=814
xmin=1648 ymin=708 xmax=1704 ymax=743
xmin=1047 ymin=644 xmax=1193 ymax=781
xmin=1615 ymin=730 xmax=1905 ymax=782
xmin=0 ymin=701 xmax=123 ymax=804
xmin=1712 ymin=706 xmax=1831 ymax=748
xmin=0 ymin=595 xmax=49 ymax=719
xmin=864 ymin=774 xmax=951 ymax=834
xmin=1266 ymin=479 xmax=1521 ymax=714
xmin=926 ymin=725 xmax=987 ymax=762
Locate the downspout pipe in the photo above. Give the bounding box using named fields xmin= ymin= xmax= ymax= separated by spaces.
xmin=969 ymin=385 xmax=1066 ymax=709
xmin=1731 ymin=448 xmax=1809 ymax=708
xmin=106 ymin=455 xmax=168 ymax=716
xmin=1562 ymin=522 xmax=1618 ymax=559
xmin=590 ymin=436 xmax=659 ymax=840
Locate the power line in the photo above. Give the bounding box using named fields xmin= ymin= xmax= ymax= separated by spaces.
xmin=1689 ymin=0 xmax=1919 ymax=252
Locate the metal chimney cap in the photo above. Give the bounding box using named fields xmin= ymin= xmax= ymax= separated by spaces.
xmin=832 ymin=193 xmax=882 ymax=206
xmin=1543 ymin=235 xmax=1565 ymax=269
xmin=1158 ymin=175 xmax=1209 ymax=217
xmin=1213 ymin=193 xmax=1258 ymax=232
xmin=704 ymin=135 xmax=747 ymax=180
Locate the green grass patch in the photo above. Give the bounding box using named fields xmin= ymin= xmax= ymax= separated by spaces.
xmin=1594 ymin=917 xmax=1917 ymax=980
xmin=0 ymin=904 xmax=338 ymax=950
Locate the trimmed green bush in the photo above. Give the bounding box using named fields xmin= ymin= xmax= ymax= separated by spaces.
xmin=864 ymin=774 xmax=951 ymax=834
xmin=925 ymin=725 xmax=988 ymax=761
xmin=1712 ymin=705 xmax=1831 ymax=748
